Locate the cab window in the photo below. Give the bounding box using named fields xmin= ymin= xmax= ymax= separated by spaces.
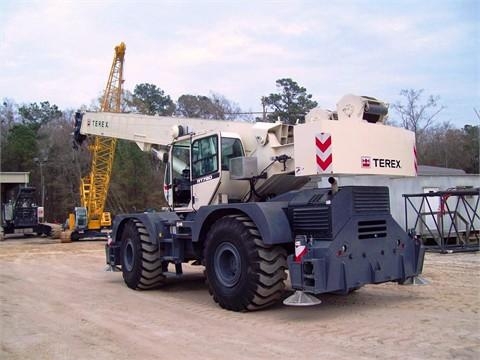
xmin=192 ymin=135 xmax=219 ymax=178
xmin=171 ymin=140 xmax=191 ymax=181
xmin=221 ymin=137 xmax=244 ymax=170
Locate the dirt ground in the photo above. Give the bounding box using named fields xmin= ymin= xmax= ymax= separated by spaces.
xmin=0 ymin=237 xmax=478 ymax=360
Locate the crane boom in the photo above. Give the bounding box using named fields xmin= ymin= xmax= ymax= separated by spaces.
xmin=78 ymin=94 xmax=416 ymax=179
xmin=84 ymin=42 xmax=125 ymax=230
xmin=69 ymin=42 xmax=125 ymax=239
xmin=75 ymin=95 xmax=416 ymax=211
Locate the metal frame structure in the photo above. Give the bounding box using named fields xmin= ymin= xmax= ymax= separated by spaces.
xmin=403 ymin=188 xmax=480 ymax=253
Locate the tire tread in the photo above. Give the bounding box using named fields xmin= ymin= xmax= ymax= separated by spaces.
xmin=204 ymin=215 xmax=287 ymax=312
xmin=122 ymin=219 xmax=165 ymax=290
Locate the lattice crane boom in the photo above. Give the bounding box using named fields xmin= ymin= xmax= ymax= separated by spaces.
xmin=80 ymin=42 xmax=125 ymax=231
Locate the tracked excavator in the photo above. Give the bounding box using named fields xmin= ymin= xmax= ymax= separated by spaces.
xmin=73 ymin=91 xmax=425 ymax=311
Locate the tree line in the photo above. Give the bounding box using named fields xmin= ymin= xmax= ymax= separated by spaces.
xmin=1 ymin=79 xmax=478 ymax=223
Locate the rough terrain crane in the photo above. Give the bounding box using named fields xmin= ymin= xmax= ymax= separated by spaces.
xmin=63 ymin=42 xmax=125 ymax=241
xmin=73 ymin=93 xmax=425 ymax=311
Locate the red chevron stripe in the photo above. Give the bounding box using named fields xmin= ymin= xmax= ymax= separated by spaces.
xmin=316 ymin=136 xmax=331 ymax=153
xmin=316 ymin=154 xmax=332 ymax=171
xmin=413 ymin=146 xmax=418 ymax=174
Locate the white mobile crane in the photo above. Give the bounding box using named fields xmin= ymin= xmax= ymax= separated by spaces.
xmin=74 ymin=92 xmax=425 ymax=311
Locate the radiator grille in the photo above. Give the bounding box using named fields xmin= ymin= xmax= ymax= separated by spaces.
xmin=358 ymin=220 xmax=387 ymax=239
xmin=292 ymin=207 xmax=331 ymax=237
xmin=14 ymin=208 xmax=37 ymax=227
xmin=308 ymin=194 xmax=326 ymax=204
xmin=353 ymin=187 xmax=390 ymax=213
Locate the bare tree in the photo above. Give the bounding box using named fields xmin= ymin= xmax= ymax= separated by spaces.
xmin=392 ymin=89 xmax=445 ymax=135
xmin=176 ymin=92 xmax=252 ymax=121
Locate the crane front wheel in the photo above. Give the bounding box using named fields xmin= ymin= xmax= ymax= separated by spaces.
xmin=120 ymin=219 xmax=165 ymax=290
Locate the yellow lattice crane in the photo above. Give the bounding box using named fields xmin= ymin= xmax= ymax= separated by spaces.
xmin=65 ymin=42 xmax=125 ymax=241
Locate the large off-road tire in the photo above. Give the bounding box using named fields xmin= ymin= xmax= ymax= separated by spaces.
xmin=204 ymin=215 xmax=287 ymax=311
xmin=121 ymin=219 xmax=165 ymax=290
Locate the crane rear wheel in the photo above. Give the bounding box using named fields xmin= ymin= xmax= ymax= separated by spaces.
xmin=204 ymin=215 xmax=287 ymax=311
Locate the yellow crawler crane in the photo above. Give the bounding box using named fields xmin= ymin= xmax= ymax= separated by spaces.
xmin=66 ymin=42 xmax=125 ymax=241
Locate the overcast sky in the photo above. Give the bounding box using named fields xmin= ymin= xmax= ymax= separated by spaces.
xmin=1 ymin=0 xmax=478 ymax=128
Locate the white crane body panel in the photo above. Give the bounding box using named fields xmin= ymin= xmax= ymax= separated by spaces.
xmin=81 ymin=107 xmax=416 ymax=181
xmin=294 ymin=119 xmax=416 ymax=177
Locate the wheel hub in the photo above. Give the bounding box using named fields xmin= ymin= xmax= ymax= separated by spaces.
xmin=214 ymin=242 xmax=242 ymax=288
xmin=123 ymin=240 xmax=134 ymax=272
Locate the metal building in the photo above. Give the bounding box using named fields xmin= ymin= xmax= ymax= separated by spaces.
xmin=311 ymin=166 xmax=479 ymax=251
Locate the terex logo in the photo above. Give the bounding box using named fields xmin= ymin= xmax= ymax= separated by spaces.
xmin=90 ymin=120 xmax=109 ymax=128
xmin=373 ymin=158 xmax=401 ymax=168
xmin=361 ymin=156 xmax=371 ymax=168
xmin=361 ymin=156 xmax=401 ymax=169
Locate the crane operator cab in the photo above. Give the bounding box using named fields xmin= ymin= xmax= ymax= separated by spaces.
xmin=164 ymin=131 xmax=246 ymax=212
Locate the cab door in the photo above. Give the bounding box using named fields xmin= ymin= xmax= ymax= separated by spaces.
xmin=166 ymin=139 xmax=192 ymax=210
xmin=190 ymin=133 xmax=222 ymax=208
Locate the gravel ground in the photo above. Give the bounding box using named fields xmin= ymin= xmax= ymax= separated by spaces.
xmin=0 ymin=237 xmax=479 ymax=360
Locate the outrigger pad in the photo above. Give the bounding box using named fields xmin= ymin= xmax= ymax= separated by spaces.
xmin=401 ymin=276 xmax=430 ymax=286
xmin=283 ymin=290 xmax=322 ymax=306
xmin=104 ymin=264 xmax=121 ymax=272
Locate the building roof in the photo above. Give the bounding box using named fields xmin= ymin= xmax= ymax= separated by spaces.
xmin=0 ymin=172 xmax=30 ymax=184
xmin=418 ymin=165 xmax=466 ymax=176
